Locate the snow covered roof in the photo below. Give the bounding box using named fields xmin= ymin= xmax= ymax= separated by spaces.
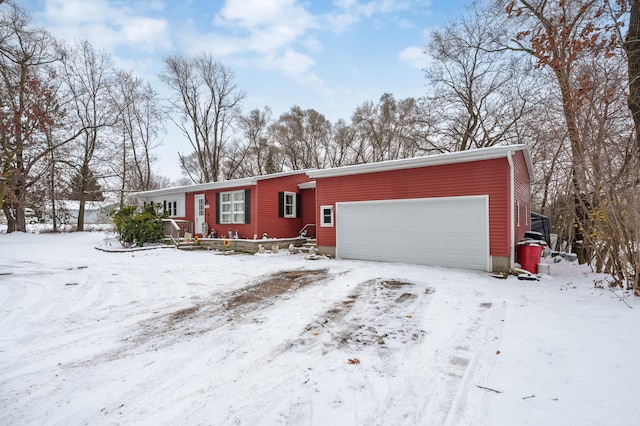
xmin=306 ymin=144 xmax=533 ymax=179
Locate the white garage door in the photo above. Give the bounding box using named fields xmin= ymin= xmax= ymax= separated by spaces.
xmin=336 ymin=195 xmax=490 ymax=270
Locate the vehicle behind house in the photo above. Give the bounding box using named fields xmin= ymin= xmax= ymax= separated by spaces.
xmin=25 ymin=208 xmax=39 ymax=224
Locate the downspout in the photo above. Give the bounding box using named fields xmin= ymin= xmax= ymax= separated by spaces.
xmin=507 ymin=150 xmax=515 ymax=270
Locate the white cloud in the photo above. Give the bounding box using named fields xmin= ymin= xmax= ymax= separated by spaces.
xmin=325 ymin=0 xmax=420 ymax=33
xmin=217 ymin=0 xmax=309 ymax=27
xmin=214 ymin=0 xmax=317 ymax=51
xmin=278 ymin=48 xmax=315 ymax=75
xmin=41 ymin=0 xmax=171 ymax=52
xmin=179 ymin=30 xmax=248 ymax=57
xmin=398 ymin=46 xmax=430 ymax=70
xmin=122 ymin=17 xmax=171 ymax=51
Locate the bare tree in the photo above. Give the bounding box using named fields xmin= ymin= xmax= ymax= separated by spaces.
xmin=237 ymin=107 xmax=273 ymax=175
xmin=111 ymin=70 xmax=165 ymax=206
xmin=160 ymin=53 xmax=245 ymax=183
xmin=351 ymin=93 xmax=429 ymax=162
xmin=269 ymin=106 xmax=332 ymax=170
xmin=501 ymin=0 xmax=624 ymax=262
xmin=425 ymin=6 xmax=530 ymax=152
xmin=326 ymin=119 xmax=358 ymax=167
xmin=61 ymin=40 xmax=118 ymax=231
xmin=0 ymin=1 xmax=63 ymax=232
xmin=576 ymin=55 xmax=639 ymax=288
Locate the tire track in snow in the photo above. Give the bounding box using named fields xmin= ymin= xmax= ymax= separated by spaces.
xmin=180 ymin=278 xmax=435 ymax=425
xmin=371 ymin=289 xmax=506 ymax=425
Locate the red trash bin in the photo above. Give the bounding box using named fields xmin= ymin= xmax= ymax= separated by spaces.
xmin=517 ymin=242 xmax=544 ymax=274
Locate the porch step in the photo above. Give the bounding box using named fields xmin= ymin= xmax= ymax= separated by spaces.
xmin=176 ymin=242 xmax=203 ymax=250
xmin=300 ymin=239 xmax=317 ymax=253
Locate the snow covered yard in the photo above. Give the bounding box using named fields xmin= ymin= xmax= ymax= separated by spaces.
xmin=1 ymin=232 xmax=638 ymax=425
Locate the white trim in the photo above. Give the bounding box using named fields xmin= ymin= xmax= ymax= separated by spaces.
xmin=134 ymin=170 xmax=312 ymax=198
xmin=320 ymin=205 xmax=334 ymax=227
xmin=283 ymin=191 xmax=296 ymax=218
xmin=507 ymin=150 xmax=515 ymax=269
xmin=307 ymin=145 xmax=531 ymax=179
xmin=163 ymin=200 xmax=178 ymax=217
xmin=194 ymin=194 xmax=205 ymax=235
xmin=298 ymin=181 xmax=316 ymax=189
xmin=220 ymin=190 xmax=245 ymax=224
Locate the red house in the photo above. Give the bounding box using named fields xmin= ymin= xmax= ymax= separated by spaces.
xmin=308 ymin=145 xmax=532 ymax=272
xmin=134 ymin=145 xmax=532 ymax=272
xmin=135 ymin=170 xmax=316 ymax=240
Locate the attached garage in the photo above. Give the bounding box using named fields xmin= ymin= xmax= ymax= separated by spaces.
xmin=308 ymin=145 xmax=533 ymax=272
xmin=336 ymin=196 xmax=490 ymax=270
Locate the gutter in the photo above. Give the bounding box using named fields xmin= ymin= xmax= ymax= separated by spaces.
xmin=507 ymin=150 xmax=515 ymax=269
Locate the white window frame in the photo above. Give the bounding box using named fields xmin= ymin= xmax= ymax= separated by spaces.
xmin=320 ymin=205 xmax=334 ymax=227
xmin=163 ymin=200 xmax=178 ymax=217
xmin=284 ymin=191 xmax=296 ymax=218
xmin=220 ymin=190 xmax=245 ymax=224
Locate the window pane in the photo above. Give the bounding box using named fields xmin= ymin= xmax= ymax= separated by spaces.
xmin=220 ymin=190 xmax=246 ymax=223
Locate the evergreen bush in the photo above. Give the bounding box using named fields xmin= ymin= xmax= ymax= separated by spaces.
xmin=111 ymin=204 xmax=166 ymax=247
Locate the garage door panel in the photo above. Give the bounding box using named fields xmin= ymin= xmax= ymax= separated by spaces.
xmin=336 ymin=196 xmax=489 ymax=270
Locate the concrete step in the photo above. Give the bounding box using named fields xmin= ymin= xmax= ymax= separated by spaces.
xmin=176 ymin=242 xmax=203 ymax=250
xmin=300 ymin=239 xmax=317 ymax=253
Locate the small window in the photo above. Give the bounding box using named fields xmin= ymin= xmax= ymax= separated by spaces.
xmin=220 ymin=190 xmax=245 ymax=224
xmin=197 ymin=197 xmax=204 ymax=216
xmin=163 ymin=200 xmax=177 ymax=217
xmin=320 ymin=205 xmax=334 ymax=227
xmin=517 ymin=201 xmax=521 ymax=227
xmin=284 ymin=192 xmax=296 ymax=218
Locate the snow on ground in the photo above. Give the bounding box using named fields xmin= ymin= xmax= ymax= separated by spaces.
xmin=1 ymin=231 xmax=639 ymax=425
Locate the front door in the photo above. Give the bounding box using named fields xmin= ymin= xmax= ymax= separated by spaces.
xmin=194 ymin=194 xmax=205 ymax=236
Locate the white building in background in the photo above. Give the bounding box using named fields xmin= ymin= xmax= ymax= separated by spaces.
xmin=48 ymin=200 xmax=117 ymax=225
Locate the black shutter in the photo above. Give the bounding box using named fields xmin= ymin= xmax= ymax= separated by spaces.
xmin=296 ymin=193 xmax=301 ymax=218
xmin=278 ymin=192 xmax=284 ymax=217
xmin=215 ymin=192 xmax=220 ymax=224
xmin=244 ymin=189 xmax=251 ymax=224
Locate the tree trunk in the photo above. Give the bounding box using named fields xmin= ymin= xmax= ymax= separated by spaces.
xmin=627 ymin=0 xmax=640 ymax=150
xmin=553 ymin=68 xmax=588 ymax=263
xmin=3 ymin=203 xmax=16 ymax=233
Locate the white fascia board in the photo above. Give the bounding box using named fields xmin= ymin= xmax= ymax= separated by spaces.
xmin=133 ymin=177 xmax=258 ymax=199
xmin=254 ymin=169 xmax=315 ymax=181
xmin=133 ymin=169 xmax=313 ymax=199
xmin=298 ymin=181 xmax=316 ymax=189
xmin=307 ymin=145 xmax=530 ymax=179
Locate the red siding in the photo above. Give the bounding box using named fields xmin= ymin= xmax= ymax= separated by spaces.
xmin=182 ymin=173 xmax=313 ymax=239
xmin=203 ymin=185 xmax=254 ymax=239
xmin=300 ymin=188 xmax=316 ymax=238
xmin=513 ymin=150 xmax=532 ymax=244
xmin=255 ymin=174 xmax=313 ymax=238
xmin=185 ymin=193 xmax=194 ymax=225
xmin=315 ymin=157 xmax=513 ymax=257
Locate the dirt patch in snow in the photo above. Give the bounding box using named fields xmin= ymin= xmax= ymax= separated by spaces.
xmin=76 ymin=269 xmax=332 ymax=364
xmin=157 ymin=268 xmax=330 ymax=331
xmin=224 ymin=269 xmax=329 ymax=311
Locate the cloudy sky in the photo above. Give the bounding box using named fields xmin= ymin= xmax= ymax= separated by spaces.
xmin=21 ymin=0 xmax=467 ymax=179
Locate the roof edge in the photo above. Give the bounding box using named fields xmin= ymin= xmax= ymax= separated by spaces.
xmin=133 ymin=169 xmax=312 ymax=198
xmin=306 ymin=145 xmax=530 ymax=179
